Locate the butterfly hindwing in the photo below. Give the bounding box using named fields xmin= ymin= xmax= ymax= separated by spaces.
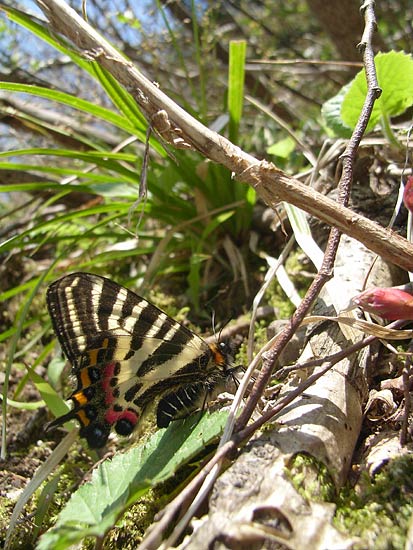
xmin=46 ymin=272 xmax=231 ymax=448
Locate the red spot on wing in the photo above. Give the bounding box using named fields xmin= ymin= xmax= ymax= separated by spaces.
xmin=100 ymin=362 xmax=140 ymax=429
xmin=105 ymin=408 xmax=139 ymax=426
xmin=101 ymin=362 xmax=117 ymax=404
xmin=101 ymin=362 xmax=116 ymax=390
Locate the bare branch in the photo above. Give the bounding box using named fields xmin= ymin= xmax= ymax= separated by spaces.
xmin=35 ymin=0 xmax=413 ymax=273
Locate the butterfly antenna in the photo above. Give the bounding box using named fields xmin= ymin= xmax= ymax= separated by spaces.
xmin=217 ymin=314 xmax=233 ymax=343
xmin=211 ymin=309 xmax=218 ymax=341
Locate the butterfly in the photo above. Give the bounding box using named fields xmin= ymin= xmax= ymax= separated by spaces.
xmin=46 ymin=272 xmax=235 ymax=448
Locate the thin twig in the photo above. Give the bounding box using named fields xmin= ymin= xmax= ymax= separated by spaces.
xmin=235 ymin=0 xmax=380 ymax=434
xmin=400 ymin=342 xmax=413 ymax=445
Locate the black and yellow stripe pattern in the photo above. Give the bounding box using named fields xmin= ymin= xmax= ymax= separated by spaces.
xmin=46 ymin=272 xmax=232 ymax=448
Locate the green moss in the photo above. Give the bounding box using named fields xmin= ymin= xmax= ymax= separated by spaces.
xmin=147 ymin=289 xmax=190 ymax=324
xmin=283 ymin=453 xmax=413 ymax=548
xmin=287 ymin=453 xmax=336 ymax=502
xmin=0 ymin=497 xmax=18 ymax=548
xmin=102 ymin=491 xmax=159 ymax=549
xmin=260 ymin=248 xmax=313 ymax=320
xmin=335 ymin=455 xmax=413 ymax=549
xmin=2 ymin=441 xmax=95 ymax=549
xmin=285 ymin=249 xmax=313 ymax=294
xmin=268 ymin=282 xmax=295 ymax=319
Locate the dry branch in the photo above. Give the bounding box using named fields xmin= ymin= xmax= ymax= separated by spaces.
xmin=36 ymin=0 xmax=413 ymax=273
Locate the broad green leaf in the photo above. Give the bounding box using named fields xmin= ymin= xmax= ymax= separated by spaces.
xmin=342 ymin=51 xmax=413 ymax=133
xmin=46 ymin=355 xmax=67 ymax=393
xmin=37 ymin=410 xmax=229 ymax=549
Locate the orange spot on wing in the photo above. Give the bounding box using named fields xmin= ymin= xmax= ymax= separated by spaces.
xmin=76 ymin=409 xmax=90 ymax=427
xmin=72 ymin=390 xmax=89 ymax=407
xmin=79 ymin=368 xmax=92 ymax=389
xmin=88 ymin=349 xmax=99 ymax=366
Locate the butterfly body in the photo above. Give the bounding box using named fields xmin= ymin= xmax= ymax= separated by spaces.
xmin=46 ymin=272 xmax=232 ymax=448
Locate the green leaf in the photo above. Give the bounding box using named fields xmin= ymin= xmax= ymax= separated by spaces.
xmin=0 ymin=395 xmax=44 ymax=411
xmin=228 ymin=40 xmax=247 ymax=144
xmin=46 ymin=355 xmax=67 ymax=392
xmin=0 ymin=148 xmax=137 ymax=162
xmin=0 ymin=82 xmax=137 ymax=135
xmin=321 ymin=82 xmax=353 ymax=138
xmin=267 ymin=136 xmax=296 ymax=159
xmin=27 ymin=365 xmax=70 ymax=418
xmin=0 ymin=204 xmax=129 ymax=255
xmin=37 ymin=410 xmax=229 ymax=549
xmin=342 ymin=51 xmax=413 ymax=133
xmin=90 ymin=62 xmax=148 ymax=129
xmin=2 ymin=5 xmax=93 ymax=74
xmin=1 ymin=271 xmax=53 ymax=459
xmin=1 ymin=5 xmax=166 ymax=155
xmin=202 ymin=211 xmax=235 ymax=241
xmin=0 ymin=147 xmax=139 ymax=182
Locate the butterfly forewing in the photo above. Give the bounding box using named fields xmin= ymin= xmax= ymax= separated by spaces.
xmin=46 ymin=273 xmax=230 ymax=448
xmin=47 ymin=273 xmax=202 ymax=364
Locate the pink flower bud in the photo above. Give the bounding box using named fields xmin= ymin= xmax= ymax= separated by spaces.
xmin=352 ymin=287 xmax=413 ymax=320
xmin=403 ymin=176 xmax=413 ymax=213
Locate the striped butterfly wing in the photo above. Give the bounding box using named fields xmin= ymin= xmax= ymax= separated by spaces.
xmin=46 ymin=273 xmax=229 ymax=448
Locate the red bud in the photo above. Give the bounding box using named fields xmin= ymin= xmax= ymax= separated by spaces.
xmin=403 ymin=176 xmax=413 ymax=213
xmin=352 ymin=287 xmax=413 ymax=320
